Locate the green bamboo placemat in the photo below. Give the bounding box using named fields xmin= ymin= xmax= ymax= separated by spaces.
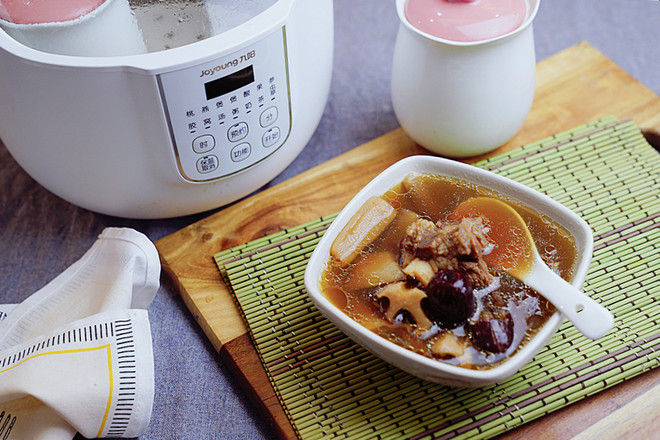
xmin=215 ymin=117 xmax=660 ymax=440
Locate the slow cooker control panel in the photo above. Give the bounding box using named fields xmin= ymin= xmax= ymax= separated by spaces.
xmin=158 ymin=28 xmax=291 ymax=182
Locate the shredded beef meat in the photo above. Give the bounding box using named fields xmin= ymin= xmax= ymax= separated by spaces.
xmin=402 ymin=217 xmax=493 ymax=288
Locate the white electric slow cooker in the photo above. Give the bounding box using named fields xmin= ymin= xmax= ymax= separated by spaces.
xmin=0 ymin=0 xmax=333 ymax=218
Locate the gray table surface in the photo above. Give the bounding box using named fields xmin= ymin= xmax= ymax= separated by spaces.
xmin=1 ymin=0 xmax=659 ymax=439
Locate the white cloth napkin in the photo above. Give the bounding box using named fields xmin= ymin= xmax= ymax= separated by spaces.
xmin=0 ymin=228 xmax=160 ymax=439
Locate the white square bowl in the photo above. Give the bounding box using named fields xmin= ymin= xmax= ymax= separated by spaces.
xmin=304 ymin=155 xmax=594 ymax=386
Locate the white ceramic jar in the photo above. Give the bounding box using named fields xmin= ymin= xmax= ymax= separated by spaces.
xmin=391 ymin=0 xmax=540 ymax=158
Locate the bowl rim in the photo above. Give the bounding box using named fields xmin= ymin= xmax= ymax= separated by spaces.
xmin=304 ymin=155 xmax=594 ymax=384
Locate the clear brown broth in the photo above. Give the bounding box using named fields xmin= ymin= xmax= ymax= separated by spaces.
xmin=320 ymin=173 xmax=579 ymax=370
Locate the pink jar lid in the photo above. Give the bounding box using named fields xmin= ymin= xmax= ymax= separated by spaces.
xmin=405 ymin=0 xmax=528 ymax=42
xmin=0 ymin=0 xmax=106 ymax=25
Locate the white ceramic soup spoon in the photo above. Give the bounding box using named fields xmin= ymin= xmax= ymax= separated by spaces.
xmin=452 ymin=197 xmax=614 ymax=340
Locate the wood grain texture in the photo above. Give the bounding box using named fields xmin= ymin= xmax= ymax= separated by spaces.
xmin=155 ymin=42 xmax=660 ymax=439
xmin=496 ymin=367 xmax=660 ymax=440
xmin=571 ymin=380 xmax=660 ymax=440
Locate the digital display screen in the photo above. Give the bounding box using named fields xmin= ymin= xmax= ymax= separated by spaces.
xmin=204 ymin=65 xmax=255 ymax=100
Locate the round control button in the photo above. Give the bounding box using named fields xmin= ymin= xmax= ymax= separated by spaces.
xmin=227 ymin=122 xmax=249 ymax=143
xmin=259 ymin=106 xmax=278 ymax=127
xmin=262 ymin=127 xmax=281 ymax=148
xmin=231 ymin=143 xmax=252 ymax=162
xmin=192 ymin=134 xmax=215 ymax=154
xmin=196 ymin=155 xmax=219 ymax=174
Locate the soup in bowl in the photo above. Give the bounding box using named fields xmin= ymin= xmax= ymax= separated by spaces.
xmin=304 ymin=156 xmax=593 ymax=386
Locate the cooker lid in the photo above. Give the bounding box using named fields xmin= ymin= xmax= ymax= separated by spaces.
xmin=0 ymin=0 xmax=278 ymax=56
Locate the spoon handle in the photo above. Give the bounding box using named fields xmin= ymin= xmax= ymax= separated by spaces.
xmin=525 ymin=259 xmax=614 ymax=340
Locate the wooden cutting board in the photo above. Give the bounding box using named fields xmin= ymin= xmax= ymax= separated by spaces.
xmin=155 ymin=42 xmax=660 ymax=439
